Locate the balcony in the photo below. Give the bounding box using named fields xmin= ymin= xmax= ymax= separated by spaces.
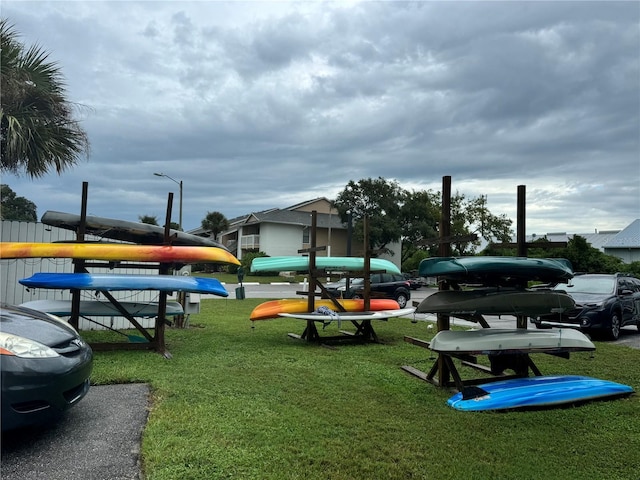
xmin=241 ymin=234 xmax=260 ymax=249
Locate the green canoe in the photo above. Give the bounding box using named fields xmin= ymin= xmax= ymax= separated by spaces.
xmin=419 ymin=256 xmax=573 ymax=284
xmin=250 ymin=256 xmax=401 ymax=274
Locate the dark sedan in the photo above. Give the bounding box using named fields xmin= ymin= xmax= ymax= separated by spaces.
xmin=323 ymin=273 xmax=411 ymax=308
xmin=1 ymin=304 xmax=93 ymax=431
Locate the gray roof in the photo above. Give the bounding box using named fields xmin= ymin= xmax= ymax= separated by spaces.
xmin=605 ymin=219 xmax=640 ymax=248
xmin=524 ymin=219 xmax=640 ymax=252
xmin=243 ymin=209 xmax=346 ymax=230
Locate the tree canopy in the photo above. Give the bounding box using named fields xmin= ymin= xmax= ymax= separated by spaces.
xmin=138 ymin=215 xmax=159 ymax=225
xmin=0 ymin=184 xmax=37 ymax=221
xmin=202 ymin=211 xmax=229 ymax=240
xmin=333 ymin=177 xmax=514 ymax=270
xmin=1 ymin=19 xmax=89 ymax=178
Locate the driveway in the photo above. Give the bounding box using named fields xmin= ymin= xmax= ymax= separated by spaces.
xmin=1 ymin=383 xmax=149 ymax=480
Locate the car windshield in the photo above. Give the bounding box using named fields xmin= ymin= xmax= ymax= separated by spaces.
xmin=558 ymin=276 xmax=615 ymax=295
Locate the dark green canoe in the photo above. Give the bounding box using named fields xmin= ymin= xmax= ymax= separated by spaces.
xmin=418 ymin=256 xmax=573 ymax=284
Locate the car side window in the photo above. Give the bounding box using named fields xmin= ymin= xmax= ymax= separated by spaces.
xmin=617 ymin=279 xmax=626 ymax=293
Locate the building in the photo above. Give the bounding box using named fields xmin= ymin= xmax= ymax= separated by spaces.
xmin=190 ymin=197 xmax=402 ymax=267
xmin=526 ymin=218 xmax=640 ymax=263
xmin=603 ymin=219 xmax=640 ymax=263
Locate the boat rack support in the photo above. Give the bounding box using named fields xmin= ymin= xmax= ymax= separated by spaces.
xmin=403 ymin=178 xmax=562 ymax=389
xmin=70 ymin=182 xmax=176 ymax=357
xmin=401 ymin=336 xmax=542 ymax=392
xmin=287 ymin=211 xmax=380 ymax=344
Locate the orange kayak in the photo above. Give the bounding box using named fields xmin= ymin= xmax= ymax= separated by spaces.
xmin=250 ymin=298 xmax=401 ymax=321
xmin=0 ymin=242 xmax=240 ymax=265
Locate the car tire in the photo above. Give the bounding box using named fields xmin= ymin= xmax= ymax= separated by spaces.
xmin=608 ymin=311 xmax=621 ymax=340
xmin=351 ymin=293 xmax=362 ymax=300
xmin=395 ymin=292 xmax=408 ymax=308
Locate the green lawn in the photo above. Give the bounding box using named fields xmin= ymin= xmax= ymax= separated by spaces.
xmin=85 ymin=299 xmax=640 ymax=480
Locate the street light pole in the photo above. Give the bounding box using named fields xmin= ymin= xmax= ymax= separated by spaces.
xmin=153 ymin=172 xmax=183 ymax=230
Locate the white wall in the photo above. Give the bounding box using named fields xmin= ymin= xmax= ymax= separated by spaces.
xmin=260 ymin=223 xmax=303 ymax=256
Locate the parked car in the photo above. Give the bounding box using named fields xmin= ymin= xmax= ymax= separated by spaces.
xmin=530 ymin=273 xmax=640 ymax=340
xmin=1 ymin=303 xmax=93 ymax=431
xmin=323 ymin=273 xmax=411 ymax=308
xmin=403 ymin=273 xmax=424 ymax=290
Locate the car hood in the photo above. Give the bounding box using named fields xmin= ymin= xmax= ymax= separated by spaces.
xmin=0 ymin=304 xmax=78 ymax=347
xmin=561 ymin=292 xmax=609 ymax=306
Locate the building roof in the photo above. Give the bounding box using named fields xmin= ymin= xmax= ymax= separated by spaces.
xmin=604 ymin=219 xmax=640 ymax=248
xmin=240 ymin=208 xmax=345 ymax=229
xmin=189 ymin=198 xmax=345 ymax=236
xmin=524 ymin=219 xmax=640 ymax=252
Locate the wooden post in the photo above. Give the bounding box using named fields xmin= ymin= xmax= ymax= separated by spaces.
xmin=363 ymin=216 xmax=371 ymax=312
xmin=436 ymin=176 xmax=452 ymax=386
xmin=70 ymin=182 xmax=89 ymax=330
xmin=516 ymin=185 xmax=528 ymax=328
xmin=307 ymin=211 xmax=318 ymax=313
xmin=155 ymin=193 xmax=173 ymax=358
xmin=517 ymin=185 xmax=526 ymax=257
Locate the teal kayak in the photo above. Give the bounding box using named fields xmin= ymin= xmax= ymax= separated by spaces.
xmin=418 ymin=256 xmax=573 ymax=283
xmin=250 ymin=256 xmax=401 ymax=274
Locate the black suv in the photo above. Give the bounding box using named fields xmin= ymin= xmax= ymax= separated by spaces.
xmin=324 ymin=273 xmax=411 ymax=308
xmin=531 ymin=273 xmax=640 ymax=340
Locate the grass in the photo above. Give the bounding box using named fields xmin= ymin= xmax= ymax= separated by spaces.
xmin=85 ymin=298 xmax=640 ymax=479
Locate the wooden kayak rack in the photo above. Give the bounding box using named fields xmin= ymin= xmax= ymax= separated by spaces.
xmin=68 ymin=181 xmax=181 ymax=358
xmin=287 ymin=210 xmax=382 ymax=344
xmin=402 ymin=178 xmax=569 ymax=389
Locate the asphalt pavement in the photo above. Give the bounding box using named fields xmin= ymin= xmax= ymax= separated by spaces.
xmin=2 ymin=283 xmax=638 ymax=479
xmin=1 ymin=383 xmax=149 ymax=480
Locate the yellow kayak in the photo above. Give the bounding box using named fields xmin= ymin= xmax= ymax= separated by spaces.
xmin=250 ymin=298 xmax=400 ymax=321
xmin=0 ymin=242 xmax=240 ymax=265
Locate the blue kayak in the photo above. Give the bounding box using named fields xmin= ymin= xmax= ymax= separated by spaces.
xmin=419 ymin=256 xmax=573 ymax=283
xmin=448 ymin=375 xmax=634 ymax=411
xmin=19 ymin=273 xmax=228 ymax=297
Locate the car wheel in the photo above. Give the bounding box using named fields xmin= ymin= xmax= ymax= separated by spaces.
xmin=608 ymin=311 xmax=621 ymax=340
xmin=395 ymin=292 xmax=408 ymax=308
xmin=351 ymin=293 xmax=362 ymax=300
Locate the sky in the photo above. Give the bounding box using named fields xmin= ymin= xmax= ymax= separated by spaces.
xmin=2 ymin=0 xmax=639 ymax=237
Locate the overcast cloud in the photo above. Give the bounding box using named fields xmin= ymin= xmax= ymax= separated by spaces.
xmin=2 ymin=1 xmax=639 ymax=236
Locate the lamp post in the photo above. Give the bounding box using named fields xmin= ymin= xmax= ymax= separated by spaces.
xmin=153 ymin=173 xmax=183 ymax=230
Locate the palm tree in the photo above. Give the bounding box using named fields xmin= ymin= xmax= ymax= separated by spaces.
xmin=1 ymin=20 xmax=89 ymax=178
xmin=201 ymin=211 xmax=229 ymax=241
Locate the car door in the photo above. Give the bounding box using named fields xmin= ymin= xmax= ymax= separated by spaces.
xmin=618 ymin=278 xmax=637 ymax=324
xmin=628 ymin=278 xmax=640 ymax=323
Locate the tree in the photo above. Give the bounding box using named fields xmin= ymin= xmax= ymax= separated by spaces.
xmin=138 ymin=215 xmax=158 ymax=225
xmin=399 ymin=189 xmax=440 ymax=265
xmin=449 ymin=193 xmax=513 ymax=255
xmin=0 ymin=184 xmax=36 ymax=221
xmin=1 ymin=20 xmax=89 ymax=178
xmin=334 ymin=178 xmax=515 ymax=269
xmin=201 ymin=211 xmax=229 ymax=240
xmin=333 ymin=177 xmax=405 ymax=255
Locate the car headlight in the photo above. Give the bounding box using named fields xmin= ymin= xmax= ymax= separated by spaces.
xmin=0 ymin=332 xmax=60 ymax=358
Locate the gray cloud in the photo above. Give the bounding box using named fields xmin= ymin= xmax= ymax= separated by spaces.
xmin=2 ymin=1 xmax=638 ymax=236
